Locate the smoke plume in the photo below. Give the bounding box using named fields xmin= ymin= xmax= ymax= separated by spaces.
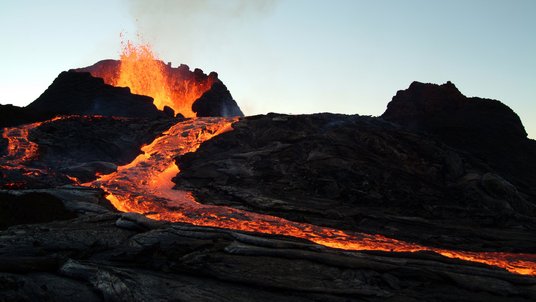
xmin=127 ymin=0 xmax=277 ymax=61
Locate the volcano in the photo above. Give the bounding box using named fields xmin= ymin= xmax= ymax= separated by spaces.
xmin=1 ymin=46 xmax=536 ymax=301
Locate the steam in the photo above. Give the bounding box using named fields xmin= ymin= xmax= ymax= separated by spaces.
xmin=127 ymin=0 xmax=277 ymax=60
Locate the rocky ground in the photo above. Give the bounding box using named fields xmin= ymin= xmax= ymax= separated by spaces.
xmin=1 ymin=79 xmax=535 ymax=301
xmin=1 ymin=188 xmax=536 ymax=301
xmin=0 ymin=116 xmax=177 ymax=188
xmin=174 ymin=113 xmax=536 ymax=253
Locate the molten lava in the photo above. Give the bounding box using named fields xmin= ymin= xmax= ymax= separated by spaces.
xmin=2 ymin=115 xmax=536 ymax=276
xmin=84 ymin=40 xmax=216 ymax=117
xmin=2 ymin=122 xmax=41 ymax=166
xmin=88 ymin=117 xmax=536 ymax=276
xmin=0 ymin=115 xmax=124 ymax=188
xmin=1 ymin=35 xmax=533 ymax=278
xmin=1 ymin=119 xmax=50 ymax=188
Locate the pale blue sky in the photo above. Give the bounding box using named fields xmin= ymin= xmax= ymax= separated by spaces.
xmin=1 ymin=0 xmax=535 ymax=138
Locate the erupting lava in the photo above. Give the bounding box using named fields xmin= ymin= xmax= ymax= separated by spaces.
xmin=84 ymin=40 xmax=216 ymax=117
xmin=87 ymin=117 xmax=536 ymax=276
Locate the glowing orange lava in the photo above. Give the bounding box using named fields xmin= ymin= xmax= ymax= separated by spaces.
xmin=85 ymin=40 xmax=216 ymax=117
xmin=0 ymin=115 xmax=125 ymax=185
xmin=2 ymin=123 xmax=41 ymax=166
xmin=2 ymin=115 xmax=536 ymax=276
xmin=89 ymin=117 xmax=536 ymax=276
xmin=1 ymin=117 xmax=68 ymax=188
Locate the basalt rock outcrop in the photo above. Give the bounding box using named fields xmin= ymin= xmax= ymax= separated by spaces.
xmin=381 ymin=81 xmax=527 ymax=140
xmin=192 ymin=81 xmax=244 ymax=117
xmin=2 ymin=210 xmax=536 ymax=301
xmin=382 ymin=81 xmax=536 ymax=197
xmin=27 ymin=71 xmax=171 ymax=119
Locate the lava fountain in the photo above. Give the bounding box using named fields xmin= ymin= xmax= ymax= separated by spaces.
xmin=80 ymin=40 xmax=216 ymax=117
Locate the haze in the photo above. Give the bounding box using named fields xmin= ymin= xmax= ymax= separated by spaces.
xmin=1 ymin=0 xmax=534 ymax=138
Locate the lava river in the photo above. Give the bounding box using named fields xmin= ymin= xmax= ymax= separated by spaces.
xmin=85 ymin=117 xmax=536 ymax=276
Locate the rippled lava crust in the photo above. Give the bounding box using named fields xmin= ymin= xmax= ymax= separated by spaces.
xmin=1 ymin=80 xmax=536 ymax=301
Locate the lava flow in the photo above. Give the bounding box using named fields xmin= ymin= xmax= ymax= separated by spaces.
xmin=0 ymin=115 xmax=124 ymax=188
xmin=2 ymin=122 xmax=41 ymax=166
xmin=1 ymin=115 xmax=123 ymax=170
xmin=89 ymin=117 xmax=536 ymax=276
xmin=84 ymin=40 xmax=216 ymax=117
xmin=1 ymin=121 xmax=44 ymax=189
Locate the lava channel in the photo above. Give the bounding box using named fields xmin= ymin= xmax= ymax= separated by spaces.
xmin=87 ymin=117 xmax=536 ymax=276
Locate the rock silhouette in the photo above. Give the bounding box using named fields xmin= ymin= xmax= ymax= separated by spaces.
xmin=27 ymin=71 xmax=170 ymax=119
xmin=75 ymin=60 xmax=244 ymax=117
xmin=382 ymin=81 xmax=536 ymax=203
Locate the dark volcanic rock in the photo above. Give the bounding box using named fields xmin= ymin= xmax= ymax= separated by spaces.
xmin=382 ymin=81 xmax=527 ymax=140
xmin=1 ymin=213 xmax=535 ymax=301
xmin=1 ymin=81 xmax=535 ymax=301
xmin=1 ymin=186 xmax=114 ymax=217
xmin=381 ymin=82 xmax=536 ymax=196
xmin=0 ymin=130 xmax=7 ymax=157
xmin=75 ymin=60 xmax=244 ymax=118
xmin=0 ymin=192 xmax=76 ymax=229
xmin=174 ymin=113 xmax=536 ymax=252
xmin=193 ymin=81 xmax=244 ymax=117
xmin=0 ymin=116 xmax=177 ymax=188
xmin=1 ymin=60 xmax=243 ymax=129
xmin=30 ymin=116 xmax=175 ymax=167
xmin=0 ymin=104 xmax=36 ymax=128
xmin=26 ymin=71 xmax=168 ymax=119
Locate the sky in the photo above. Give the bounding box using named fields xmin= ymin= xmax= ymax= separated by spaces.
xmin=1 ymin=0 xmax=535 ymax=138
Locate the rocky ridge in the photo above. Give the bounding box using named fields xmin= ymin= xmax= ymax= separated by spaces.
xmin=382 ymin=81 xmax=536 ymax=194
